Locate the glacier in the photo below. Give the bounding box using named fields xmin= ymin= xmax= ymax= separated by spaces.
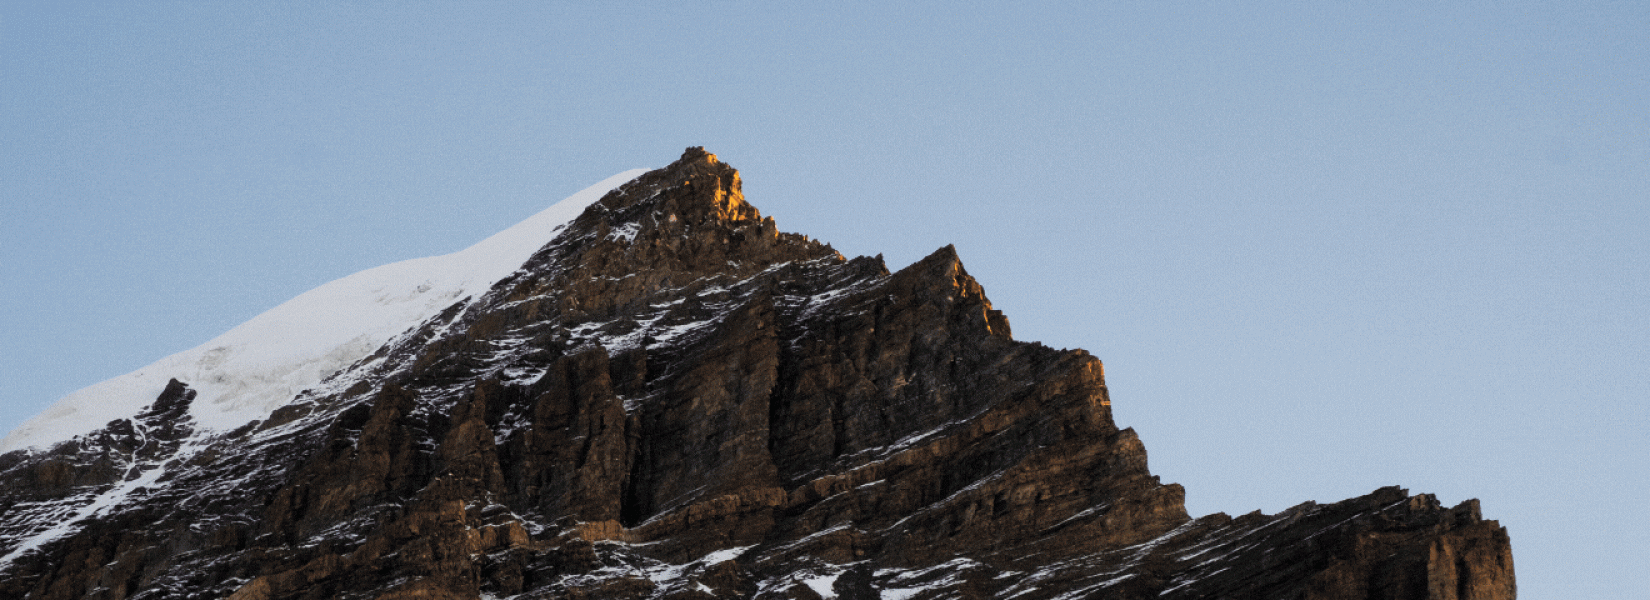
xmin=0 ymin=169 xmax=646 ymax=453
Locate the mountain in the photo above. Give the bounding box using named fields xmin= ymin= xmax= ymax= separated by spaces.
xmin=0 ymin=148 xmax=1514 ymax=600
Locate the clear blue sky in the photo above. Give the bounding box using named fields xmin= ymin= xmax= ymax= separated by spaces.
xmin=3 ymin=2 xmax=1645 ymax=597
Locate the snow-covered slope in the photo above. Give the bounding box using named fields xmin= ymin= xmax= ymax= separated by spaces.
xmin=0 ymin=169 xmax=646 ymax=453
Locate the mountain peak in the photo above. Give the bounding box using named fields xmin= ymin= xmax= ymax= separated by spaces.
xmin=679 ymin=145 xmax=717 ymax=164
xmin=593 ymin=146 xmax=754 ymax=227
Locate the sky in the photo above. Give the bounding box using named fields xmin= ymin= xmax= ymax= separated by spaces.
xmin=2 ymin=2 xmax=1645 ymax=597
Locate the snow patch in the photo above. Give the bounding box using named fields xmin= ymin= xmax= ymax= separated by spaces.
xmin=0 ymin=456 xmax=172 ymax=569
xmin=606 ymin=222 xmax=642 ymax=243
xmin=804 ymin=572 xmax=841 ymax=599
xmin=876 ymin=558 xmax=978 ymax=600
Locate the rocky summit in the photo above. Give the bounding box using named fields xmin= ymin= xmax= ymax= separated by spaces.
xmin=0 ymin=148 xmax=1515 ymax=599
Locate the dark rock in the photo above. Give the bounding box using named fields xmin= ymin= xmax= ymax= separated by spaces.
xmin=0 ymin=148 xmax=1515 ymax=599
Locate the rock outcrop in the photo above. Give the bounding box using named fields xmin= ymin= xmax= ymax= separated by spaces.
xmin=0 ymin=148 xmax=1515 ymax=599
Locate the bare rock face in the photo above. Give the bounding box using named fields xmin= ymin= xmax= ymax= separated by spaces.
xmin=0 ymin=148 xmax=1515 ymax=599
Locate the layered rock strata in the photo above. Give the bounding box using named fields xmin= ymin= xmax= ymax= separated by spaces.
xmin=0 ymin=148 xmax=1514 ymax=600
